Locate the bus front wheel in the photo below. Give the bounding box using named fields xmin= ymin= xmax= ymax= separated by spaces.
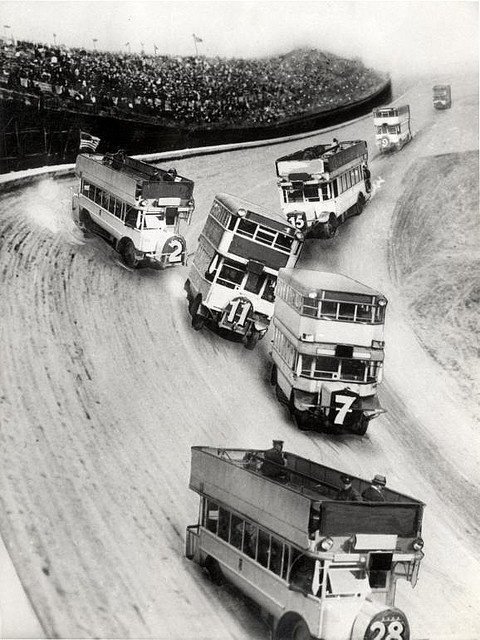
xmin=190 ymin=295 xmax=205 ymax=331
xmin=205 ymin=557 xmax=224 ymax=585
xmin=79 ymin=209 xmax=94 ymax=233
xmin=120 ymin=240 xmax=139 ymax=269
xmin=276 ymin=615 xmax=310 ymax=640
xmin=243 ymin=330 xmax=260 ymax=350
xmin=352 ymin=415 xmax=369 ymax=436
xmin=356 ymin=193 xmax=366 ymax=215
xmin=323 ymin=214 xmax=337 ymax=239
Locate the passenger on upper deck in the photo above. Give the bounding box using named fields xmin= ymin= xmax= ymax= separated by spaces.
xmin=261 ymin=440 xmax=288 ymax=481
xmin=361 ymin=474 xmax=387 ymax=502
xmin=336 ymin=475 xmax=362 ymax=501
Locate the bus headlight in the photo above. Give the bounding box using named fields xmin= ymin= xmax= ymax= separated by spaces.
xmin=317 ymin=537 xmax=334 ymax=551
xmin=378 ymin=298 xmax=387 ymax=307
xmin=412 ymin=537 xmax=424 ymax=551
xmin=188 ymin=199 xmax=195 ymax=213
xmin=294 ymin=230 xmax=305 ymax=241
xmin=371 ymin=340 xmax=385 ymax=349
xmin=237 ymin=208 xmax=247 ymax=218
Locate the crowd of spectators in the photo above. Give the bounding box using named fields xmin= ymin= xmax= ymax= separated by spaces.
xmin=0 ymin=39 xmax=388 ymax=127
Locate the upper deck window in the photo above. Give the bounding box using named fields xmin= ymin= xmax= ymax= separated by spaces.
xmin=299 ymin=354 xmax=381 ymax=383
xmin=300 ymin=291 xmax=384 ymax=324
xmin=236 ymin=218 xmax=294 ymax=254
xmin=210 ymin=201 xmax=233 ymax=229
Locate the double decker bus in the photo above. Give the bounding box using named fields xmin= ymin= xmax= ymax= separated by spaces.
xmin=184 ymin=193 xmax=304 ymax=349
xmin=72 ymin=150 xmax=195 ymax=269
xmin=275 ymin=140 xmax=371 ymax=239
xmin=186 ymin=445 xmax=425 ymax=640
xmin=373 ymin=105 xmax=412 ymax=153
xmin=433 ymin=84 xmax=452 ymax=109
xmin=270 ymin=268 xmax=387 ymax=435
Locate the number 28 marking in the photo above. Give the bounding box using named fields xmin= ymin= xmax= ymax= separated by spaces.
xmin=370 ymin=620 xmax=405 ymax=640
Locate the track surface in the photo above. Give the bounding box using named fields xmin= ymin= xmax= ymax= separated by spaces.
xmin=0 ymin=72 xmax=479 ymax=639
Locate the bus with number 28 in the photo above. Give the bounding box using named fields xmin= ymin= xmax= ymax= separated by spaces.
xmin=186 ymin=445 xmax=425 ymax=640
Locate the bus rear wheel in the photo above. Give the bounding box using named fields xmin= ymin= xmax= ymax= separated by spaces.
xmin=120 ymin=240 xmax=139 ymax=269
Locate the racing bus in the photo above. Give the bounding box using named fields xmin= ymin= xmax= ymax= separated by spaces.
xmin=186 ymin=445 xmax=425 ymax=640
xmin=275 ymin=140 xmax=371 ymax=239
xmin=433 ymin=84 xmax=452 ymax=109
xmin=72 ymin=150 xmax=195 ymax=269
xmin=373 ymin=105 xmax=412 ymax=153
xmin=270 ymin=268 xmax=387 ymax=435
xmin=184 ymin=193 xmax=304 ymax=349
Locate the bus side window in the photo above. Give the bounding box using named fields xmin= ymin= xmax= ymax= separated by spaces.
xmin=244 ymin=522 xmax=257 ymax=559
xmin=205 ymin=501 xmax=219 ymax=534
xmin=270 ymin=537 xmax=283 ymax=575
xmin=218 ymin=507 xmax=230 ymax=542
xmin=230 ymin=514 xmax=244 ymax=550
xmin=257 ymin=530 xmax=270 ymax=568
xmin=125 ymin=206 xmax=137 ymax=228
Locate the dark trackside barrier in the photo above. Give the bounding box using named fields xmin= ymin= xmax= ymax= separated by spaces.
xmin=0 ymin=80 xmax=391 ymax=174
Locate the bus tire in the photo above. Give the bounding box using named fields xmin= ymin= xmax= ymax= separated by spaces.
xmin=276 ymin=614 xmax=311 ymax=640
xmin=243 ymin=330 xmax=259 ymax=350
xmin=352 ymin=415 xmax=369 ymax=436
xmin=294 ymin=410 xmax=311 ymax=431
xmin=356 ymin=192 xmax=366 ymax=215
xmin=323 ymin=214 xmax=337 ymax=239
xmin=79 ymin=209 xmax=93 ymax=233
xmin=270 ymin=365 xmax=277 ymax=386
xmin=205 ymin=557 xmax=224 ymax=586
xmin=190 ymin=295 xmax=205 ymax=331
xmin=119 ymin=239 xmax=139 ymax=269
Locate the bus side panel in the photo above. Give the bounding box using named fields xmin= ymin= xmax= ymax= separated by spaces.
xmin=199 ymin=531 xmax=322 ymax=637
xmin=190 ymin=449 xmax=311 ymax=548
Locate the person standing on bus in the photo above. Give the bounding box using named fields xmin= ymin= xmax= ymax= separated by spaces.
xmin=362 ymin=474 xmax=387 ymax=502
xmin=261 ymin=440 xmax=288 ymax=480
xmin=336 ymin=475 xmax=362 ymax=501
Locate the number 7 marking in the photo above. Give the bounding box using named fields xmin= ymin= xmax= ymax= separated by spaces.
xmin=334 ymin=394 xmax=356 ymax=425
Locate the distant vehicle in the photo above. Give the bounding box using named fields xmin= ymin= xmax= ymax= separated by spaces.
xmin=186 ymin=445 xmax=425 ymax=640
xmin=373 ymin=105 xmax=412 ymax=153
xmin=275 ymin=140 xmax=371 ymax=239
xmin=433 ymin=84 xmax=452 ymax=109
xmin=270 ymin=268 xmax=387 ymax=434
xmin=72 ymin=150 xmax=195 ymax=269
xmin=184 ymin=193 xmax=304 ymax=349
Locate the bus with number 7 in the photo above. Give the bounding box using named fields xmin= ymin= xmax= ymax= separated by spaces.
xmin=186 ymin=445 xmax=424 ymax=640
xmin=270 ymin=268 xmax=387 ymax=435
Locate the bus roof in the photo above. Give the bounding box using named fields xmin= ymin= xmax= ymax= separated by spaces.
xmin=190 ymin=446 xmax=424 ymax=550
xmin=278 ymin=268 xmax=384 ymax=298
xmin=275 ymin=140 xmax=368 ymax=178
xmin=215 ymin=192 xmax=289 ymax=227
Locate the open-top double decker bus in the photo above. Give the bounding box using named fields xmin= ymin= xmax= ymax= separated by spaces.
xmin=432 ymin=84 xmax=452 ymax=109
xmin=186 ymin=445 xmax=425 ymax=640
xmin=275 ymin=140 xmax=371 ymax=239
xmin=184 ymin=193 xmax=304 ymax=349
xmin=373 ymin=105 xmax=412 ymax=153
xmin=72 ymin=150 xmax=195 ymax=269
xmin=270 ymin=268 xmax=387 ymax=435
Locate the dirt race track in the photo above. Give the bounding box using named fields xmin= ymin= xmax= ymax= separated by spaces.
xmin=0 ymin=72 xmax=479 ymax=639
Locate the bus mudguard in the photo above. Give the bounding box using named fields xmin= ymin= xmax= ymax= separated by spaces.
xmin=351 ymin=601 xmax=410 ymax=640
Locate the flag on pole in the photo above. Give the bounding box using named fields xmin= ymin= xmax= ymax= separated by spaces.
xmin=79 ymin=131 xmax=100 ymax=152
xmin=192 ymin=33 xmax=203 ymax=43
